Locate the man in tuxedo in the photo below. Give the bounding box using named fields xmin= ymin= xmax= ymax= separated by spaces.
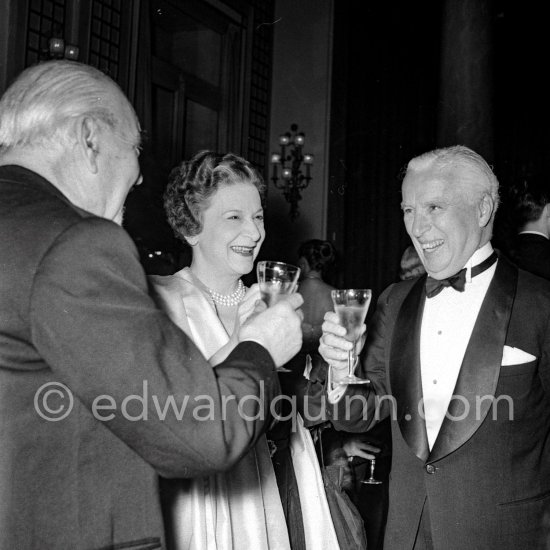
xmin=0 ymin=60 xmax=303 ymax=548
xmin=320 ymin=146 xmax=550 ymax=549
xmin=508 ymin=177 xmax=550 ymax=280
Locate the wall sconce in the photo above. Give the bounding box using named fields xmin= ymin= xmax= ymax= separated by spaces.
xmin=44 ymin=36 xmax=80 ymax=61
xmin=271 ymin=123 xmax=313 ymax=220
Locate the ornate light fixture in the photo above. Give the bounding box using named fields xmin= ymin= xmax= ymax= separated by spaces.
xmin=271 ymin=123 xmax=313 ymax=220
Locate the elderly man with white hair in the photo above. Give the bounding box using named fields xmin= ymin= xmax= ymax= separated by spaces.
xmin=0 ymin=60 xmax=303 ymax=549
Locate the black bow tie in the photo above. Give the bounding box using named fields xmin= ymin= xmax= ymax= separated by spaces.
xmin=425 ymin=251 xmax=498 ymax=299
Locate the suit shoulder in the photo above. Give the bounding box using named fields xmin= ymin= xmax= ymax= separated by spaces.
xmin=0 ymin=170 xmax=131 ymax=251
xmin=1 ymin=177 xmax=80 ymax=234
xmin=380 ymin=277 xmax=420 ymax=303
xmin=40 ymin=217 xmax=140 ymax=276
xmin=516 ymin=267 xmax=550 ymax=299
xmin=1 ymin=182 xmax=134 ymax=283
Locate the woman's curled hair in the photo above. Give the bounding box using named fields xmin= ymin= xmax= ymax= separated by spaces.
xmin=164 ymin=150 xmax=266 ymax=242
xmin=298 ymin=239 xmax=336 ymax=274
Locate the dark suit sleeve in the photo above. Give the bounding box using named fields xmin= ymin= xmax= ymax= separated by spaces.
xmin=29 ymin=217 xmax=279 ymax=478
xmin=329 ymin=285 xmax=392 ymax=432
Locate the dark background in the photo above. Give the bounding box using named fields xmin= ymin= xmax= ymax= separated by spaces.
xmin=326 ymin=0 xmax=550 ymax=303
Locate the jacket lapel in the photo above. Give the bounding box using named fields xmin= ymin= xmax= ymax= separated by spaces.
xmin=390 ymin=276 xmax=430 ymax=462
xmin=429 ymin=256 xmax=518 ymax=462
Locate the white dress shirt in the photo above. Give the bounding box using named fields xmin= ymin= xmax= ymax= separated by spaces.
xmin=420 ymin=242 xmax=497 ymax=449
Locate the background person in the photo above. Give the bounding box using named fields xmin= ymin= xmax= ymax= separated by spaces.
xmin=150 ymin=150 xmax=291 ymax=549
xmin=398 ymin=243 xmax=426 ymax=281
xmin=285 ymin=239 xmax=377 ymax=549
xmin=320 ymin=145 xmax=550 ymax=549
xmin=271 ymin=239 xmax=339 ymax=548
xmin=284 ymin=239 xmax=338 ymax=410
xmin=506 ymin=176 xmax=550 ymax=280
xmin=0 ymin=60 xmax=303 ymax=549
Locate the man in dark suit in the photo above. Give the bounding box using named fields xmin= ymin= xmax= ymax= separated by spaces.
xmin=0 ymin=60 xmax=303 ymax=549
xmin=508 ymin=177 xmax=550 ymax=280
xmin=320 ymin=146 xmax=550 ymax=549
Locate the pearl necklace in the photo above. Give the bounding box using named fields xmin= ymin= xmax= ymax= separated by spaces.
xmin=206 ymin=279 xmax=245 ymax=307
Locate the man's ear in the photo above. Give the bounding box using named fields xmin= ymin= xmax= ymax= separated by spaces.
xmin=185 ymin=235 xmax=198 ymax=246
xmin=77 ymin=117 xmax=100 ymax=174
xmin=478 ymin=193 xmax=494 ymax=227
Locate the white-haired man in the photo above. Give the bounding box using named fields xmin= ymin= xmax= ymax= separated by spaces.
xmin=0 ymin=60 xmax=303 ymax=548
xmin=320 ymin=145 xmax=550 ymax=549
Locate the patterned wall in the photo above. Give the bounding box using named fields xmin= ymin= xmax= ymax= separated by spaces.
xmin=88 ymin=0 xmax=122 ymax=79
xmin=26 ymin=0 xmax=67 ymax=66
xmin=25 ymin=0 xmax=123 ymax=82
xmin=24 ymin=0 xmax=272 ymax=186
xmin=246 ymin=0 xmax=274 ymax=173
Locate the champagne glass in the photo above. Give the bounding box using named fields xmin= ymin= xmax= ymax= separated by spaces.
xmin=256 ymin=260 xmax=301 ymax=372
xmin=362 ymin=457 xmax=383 ymax=485
xmin=330 ymin=289 xmax=372 ymax=384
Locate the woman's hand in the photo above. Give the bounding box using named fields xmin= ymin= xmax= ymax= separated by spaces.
xmin=343 ymin=438 xmax=380 ymax=461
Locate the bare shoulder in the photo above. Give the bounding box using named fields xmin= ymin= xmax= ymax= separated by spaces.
xmin=299 ymin=277 xmax=334 ymax=293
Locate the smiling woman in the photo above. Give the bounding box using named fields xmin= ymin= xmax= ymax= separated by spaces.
xmin=157 ymin=150 xmax=266 ymax=336
xmin=148 ymin=150 xmax=290 ymax=550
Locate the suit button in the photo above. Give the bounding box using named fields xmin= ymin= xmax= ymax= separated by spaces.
xmin=425 ymin=464 xmax=436 ymax=474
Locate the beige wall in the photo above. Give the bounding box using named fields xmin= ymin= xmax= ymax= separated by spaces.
xmin=264 ymin=0 xmax=333 ymax=263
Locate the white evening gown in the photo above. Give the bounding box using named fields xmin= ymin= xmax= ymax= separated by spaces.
xmin=151 ymin=268 xmax=290 ymax=550
xmin=151 ymin=267 xmax=340 ymax=550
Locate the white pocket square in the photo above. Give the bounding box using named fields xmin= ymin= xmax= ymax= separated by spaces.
xmin=502 ymin=345 xmax=536 ymax=366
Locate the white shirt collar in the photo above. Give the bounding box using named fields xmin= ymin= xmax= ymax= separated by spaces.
xmin=464 ymin=242 xmax=494 ymax=283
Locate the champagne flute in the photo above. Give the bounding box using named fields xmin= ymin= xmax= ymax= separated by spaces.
xmin=256 ymin=260 xmax=301 ymax=372
xmin=362 ymin=457 xmax=383 ymax=485
xmin=330 ymin=288 xmax=372 ymax=384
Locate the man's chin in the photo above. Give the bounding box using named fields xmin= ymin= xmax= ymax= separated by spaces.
xmin=423 ymin=254 xmax=451 ymax=279
xmin=424 ymin=262 xmax=449 ymax=279
xmin=426 ymin=267 xmax=459 ymax=280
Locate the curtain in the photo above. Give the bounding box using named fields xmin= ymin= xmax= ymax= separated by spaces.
xmin=328 ymin=1 xmax=441 ymax=303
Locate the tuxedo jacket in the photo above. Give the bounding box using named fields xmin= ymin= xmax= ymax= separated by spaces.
xmin=0 ymin=165 xmax=280 ymax=549
xmin=333 ymin=254 xmax=550 ymax=550
xmin=509 ymin=232 xmax=550 ymax=280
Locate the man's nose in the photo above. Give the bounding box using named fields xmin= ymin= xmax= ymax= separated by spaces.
xmin=411 ymin=212 xmax=430 ymax=237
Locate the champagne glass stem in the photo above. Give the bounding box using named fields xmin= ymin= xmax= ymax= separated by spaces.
xmin=348 ymin=349 xmax=354 ymax=378
xmin=361 ymin=458 xmax=382 ymax=484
